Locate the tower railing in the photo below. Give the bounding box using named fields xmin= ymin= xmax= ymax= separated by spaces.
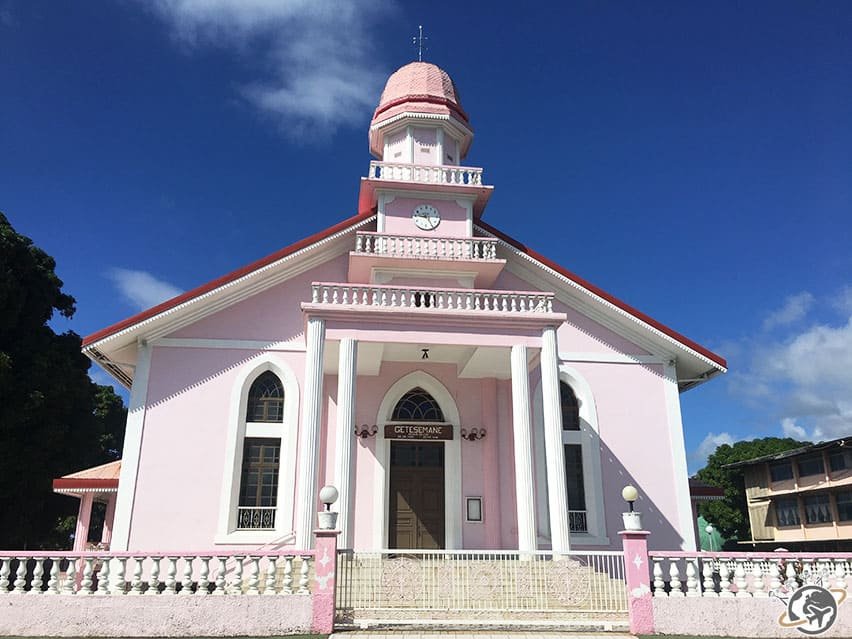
xmin=354 ymin=231 xmax=499 ymax=261
xmin=368 ymin=161 xmax=484 ymax=186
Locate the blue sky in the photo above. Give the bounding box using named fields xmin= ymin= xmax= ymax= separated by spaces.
xmin=2 ymin=1 xmax=851 ymax=472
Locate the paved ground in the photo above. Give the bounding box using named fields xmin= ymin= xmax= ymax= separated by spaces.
xmin=330 ymin=633 xmax=636 ymax=638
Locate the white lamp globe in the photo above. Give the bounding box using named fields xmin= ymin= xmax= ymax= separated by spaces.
xmin=621 ymin=485 xmax=639 ymax=503
xmin=319 ymin=485 xmax=339 ymax=508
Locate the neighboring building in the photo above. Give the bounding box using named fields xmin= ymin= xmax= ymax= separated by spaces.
xmin=727 ymin=437 xmax=852 ymax=551
xmin=71 ymin=61 xmax=726 ymax=554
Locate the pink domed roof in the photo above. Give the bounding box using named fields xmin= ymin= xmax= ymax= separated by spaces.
xmin=372 ymin=62 xmax=469 ymax=125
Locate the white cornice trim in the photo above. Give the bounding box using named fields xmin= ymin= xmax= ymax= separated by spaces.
xmin=559 ymin=352 xmax=667 ymax=365
xmin=87 ymin=216 xmax=376 ymax=352
xmin=477 ymin=225 xmax=726 ymax=374
xmin=371 ymin=111 xmax=473 ymax=138
xmin=152 ymin=338 xmax=306 ymax=352
xmin=53 ymin=488 xmax=118 ymax=495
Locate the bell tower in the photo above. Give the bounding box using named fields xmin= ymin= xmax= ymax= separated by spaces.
xmin=357 ymin=62 xmax=493 ymax=241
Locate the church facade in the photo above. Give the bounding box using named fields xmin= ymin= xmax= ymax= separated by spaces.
xmin=81 ymin=62 xmax=726 ymax=555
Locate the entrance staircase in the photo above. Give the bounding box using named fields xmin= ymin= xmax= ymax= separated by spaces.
xmin=335 ymin=550 xmax=629 ymax=631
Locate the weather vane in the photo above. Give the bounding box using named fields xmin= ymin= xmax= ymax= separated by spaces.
xmin=412 ymin=25 xmax=428 ymax=62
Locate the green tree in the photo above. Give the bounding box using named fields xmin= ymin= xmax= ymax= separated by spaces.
xmin=0 ymin=212 xmax=126 ymax=549
xmin=697 ymin=436 xmax=807 ymax=541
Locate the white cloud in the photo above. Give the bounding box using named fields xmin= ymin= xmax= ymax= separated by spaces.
xmin=832 ymin=286 xmax=852 ymax=316
xmin=693 ymin=431 xmax=735 ymax=466
xmin=781 ymin=417 xmax=807 ymax=439
xmin=107 ymin=268 xmax=183 ymax=311
xmin=735 ymin=289 xmax=852 ymax=442
xmin=762 ymin=292 xmax=814 ymax=331
xmin=144 ymin=0 xmax=395 ymax=138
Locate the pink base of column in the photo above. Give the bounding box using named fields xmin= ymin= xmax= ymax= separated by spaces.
xmin=619 ymin=529 xmax=654 ymax=635
xmin=311 ymin=529 xmax=340 ymax=634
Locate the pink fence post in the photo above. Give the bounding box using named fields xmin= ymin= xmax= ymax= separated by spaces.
xmin=311 ymin=529 xmax=340 ymax=634
xmin=619 ymin=529 xmax=654 ymax=635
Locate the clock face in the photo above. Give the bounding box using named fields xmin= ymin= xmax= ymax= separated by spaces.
xmin=412 ymin=204 xmax=441 ymax=231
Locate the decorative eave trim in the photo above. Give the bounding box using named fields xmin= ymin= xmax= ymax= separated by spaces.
xmin=53 ymin=487 xmax=119 ymax=495
xmin=369 ymin=111 xmax=474 ymax=140
xmin=474 ymin=221 xmax=727 ymax=374
xmin=82 ymin=213 xmax=377 ymax=352
xmin=52 ymin=479 xmax=119 ymax=491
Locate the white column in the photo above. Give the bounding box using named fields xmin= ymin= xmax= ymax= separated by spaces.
xmin=541 ymin=326 xmax=571 ymax=554
xmin=334 ymin=338 xmax=357 ymax=548
xmin=295 ymin=317 xmax=326 ymax=549
xmin=510 ymin=344 xmax=537 ymax=553
xmin=110 ymin=339 xmax=152 ymax=551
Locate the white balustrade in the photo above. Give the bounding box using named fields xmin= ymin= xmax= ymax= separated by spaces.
xmin=310 ymin=283 xmax=555 ymax=315
xmin=646 ymin=552 xmax=852 ymax=598
xmin=0 ymin=551 xmax=315 ymax=597
xmin=685 ymin=559 xmax=700 ymax=597
xmin=354 ymin=231 xmax=499 ymax=261
xmin=31 ymin=559 xmax=44 ymax=595
xmin=368 ymin=160 xmax=484 ymax=186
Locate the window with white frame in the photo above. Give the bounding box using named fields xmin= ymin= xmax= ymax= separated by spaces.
xmin=217 ymin=362 xmax=298 ymax=542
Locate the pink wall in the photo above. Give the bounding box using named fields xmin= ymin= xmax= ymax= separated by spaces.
xmin=492 ymin=269 xmax=649 ymax=356
xmin=125 ymin=243 xmax=688 ymax=553
xmin=130 ymin=346 xmax=306 ymax=550
xmin=169 ymin=253 xmax=348 ymax=341
xmin=412 ymin=127 xmax=438 ymax=165
xmin=575 ymin=361 xmax=684 ymax=550
xmin=385 ymin=128 xmax=407 ymax=162
xmin=384 ymin=197 xmax=468 ymax=238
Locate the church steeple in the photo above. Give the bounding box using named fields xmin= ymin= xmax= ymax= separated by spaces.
xmin=368 ymin=62 xmax=474 ymax=165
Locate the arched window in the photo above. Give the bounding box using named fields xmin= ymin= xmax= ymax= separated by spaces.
xmin=246 ymin=371 xmax=284 ymax=423
xmin=561 ymin=382 xmax=580 ymax=431
xmin=391 ymin=387 xmax=445 ymax=422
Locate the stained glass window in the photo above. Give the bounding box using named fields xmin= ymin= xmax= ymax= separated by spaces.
xmin=391 ymin=387 xmax=445 ymax=422
xmin=246 ymin=371 xmax=284 ymax=422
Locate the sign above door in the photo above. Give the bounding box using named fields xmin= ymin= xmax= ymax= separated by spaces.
xmin=384 ymin=424 xmax=454 ymax=441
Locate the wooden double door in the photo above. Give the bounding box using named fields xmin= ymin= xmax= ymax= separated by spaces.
xmin=388 ymin=441 xmax=445 ymax=549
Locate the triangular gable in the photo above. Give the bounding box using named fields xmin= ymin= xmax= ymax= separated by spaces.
xmin=84 ymin=211 xmax=725 ymax=389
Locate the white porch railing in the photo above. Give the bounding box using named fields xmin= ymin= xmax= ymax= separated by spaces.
xmin=569 ymin=510 xmax=588 ymax=533
xmin=236 ymin=506 xmax=276 ymax=530
xmin=354 ymin=231 xmax=499 ymax=261
xmin=650 ymin=551 xmax=852 ymax=597
xmin=0 ymin=551 xmax=314 ymax=595
xmin=336 ymin=549 xmax=627 ymax=615
xmin=310 ymin=283 xmax=554 ymax=314
xmin=368 ymin=161 xmax=484 ymax=186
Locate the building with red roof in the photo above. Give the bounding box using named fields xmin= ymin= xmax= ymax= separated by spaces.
xmin=82 ymin=61 xmax=725 ymax=556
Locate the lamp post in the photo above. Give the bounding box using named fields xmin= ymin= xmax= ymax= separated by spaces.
xmin=621 ymin=485 xmax=643 ymax=530
xmin=317 ymin=485 xmax=339 ymax=530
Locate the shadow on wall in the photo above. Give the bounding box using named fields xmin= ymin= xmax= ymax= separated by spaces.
xmin=144 ymin=338 xmax=305 ymax=409
xmin=598 ymin=438 xmax=684 ymax=551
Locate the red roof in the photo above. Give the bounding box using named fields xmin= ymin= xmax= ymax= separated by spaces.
xmin=83 ymin=212 xmax=726 ymax=371
xmin=82 ymin=211 xmax=374 ymax=347
xmin=52 ymin=460 xmax=121 ymax=492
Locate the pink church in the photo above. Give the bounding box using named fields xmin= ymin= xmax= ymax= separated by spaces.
xmin=76 ymin=61 xmax=727 ymax=557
